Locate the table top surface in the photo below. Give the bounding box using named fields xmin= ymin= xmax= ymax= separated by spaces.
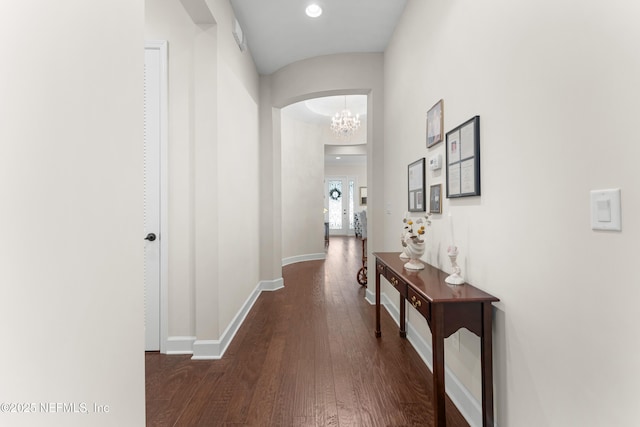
xmin=374 ymin=252 xmax=499 ymax=304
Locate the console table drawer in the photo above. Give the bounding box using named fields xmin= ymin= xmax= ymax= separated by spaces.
xmin=407 ymin=287 xmax=430 ymax=320
xmin=387 ymin=271 xmax=407 ymax=297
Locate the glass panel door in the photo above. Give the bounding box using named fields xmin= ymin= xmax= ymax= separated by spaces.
xmin=328 ymin=179 xmax=343 ymax=230
xmin=326 ymin=177 xmax=355 ymax=236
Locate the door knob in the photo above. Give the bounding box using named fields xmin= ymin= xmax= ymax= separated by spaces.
xmin=144 ymin=233 xmax=157 ymax=242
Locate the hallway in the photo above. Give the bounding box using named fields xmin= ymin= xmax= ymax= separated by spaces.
xmin=146 ymin=237 xmax=469 ymax=426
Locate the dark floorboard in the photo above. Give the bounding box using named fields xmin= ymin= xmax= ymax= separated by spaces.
xmin=146 ymin=236 xmax=469 ymax=426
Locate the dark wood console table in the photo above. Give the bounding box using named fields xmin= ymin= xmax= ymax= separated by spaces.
xmin=374 ymin=252 xmax=499 ymax=427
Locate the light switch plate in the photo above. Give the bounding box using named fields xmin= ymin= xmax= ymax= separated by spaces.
xmin=590 ymin=189 xmax=621 ymax=231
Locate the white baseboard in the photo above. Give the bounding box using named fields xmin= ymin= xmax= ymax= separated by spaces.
xmin=281 ymin=253 xmax=326 ymax=266
xmin=365 ymin=288 xmax=376 ymax=305
xmin=380 ymin=292 xmax=483 ymax=427
xmin=166 ymin=278 xmax=285 ymax=360
xmin=192 ymin=340 xmax=219 ymax=360
xmin=259 ymin=277 xmax=284 ymax=291
xmin=165 ymin=336 xmax=196 ymax=355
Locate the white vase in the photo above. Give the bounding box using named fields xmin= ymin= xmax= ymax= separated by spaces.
xmin=399 ymin=236 xmax=410 ymax=259
xmin=403 ymin=237 xmax=425 ymax=270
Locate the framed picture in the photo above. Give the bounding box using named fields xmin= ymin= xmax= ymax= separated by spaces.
xmin=360 ymin=187 xmax=367 ymax=205
xmin=429 ymin=184 xmax=442 ymax=214
xmin=446 ymin=116 xmax=480 ymax=198
xmin=408 ymin=158 xmax=426 ymax=212
xmin=426 ymin=99 xmax=444 ymax=148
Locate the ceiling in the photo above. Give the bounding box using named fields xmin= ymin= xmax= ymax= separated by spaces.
xmin=282 ymin=94 xmax=367 ymax=124
xmin=229 ymin=1 xmax=405 ymax=164
xmin=229 ymin=0 xmax=408 ymax=75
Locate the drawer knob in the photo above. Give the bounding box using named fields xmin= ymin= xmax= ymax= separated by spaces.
xmin=391 ymin=277 xmax=398 ymax=285
xmin=410 ymin=295 xmax=422 ymax=308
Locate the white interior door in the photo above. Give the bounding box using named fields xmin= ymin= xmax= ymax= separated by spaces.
xmin=326 ymin=176 xmax=355 ymax=236
xmin=143 ymin=42 xmax=166 ymax=352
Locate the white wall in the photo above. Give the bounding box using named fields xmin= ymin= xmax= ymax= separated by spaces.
xmin=384 ymin=0 xmax=640 ymax=425
xmin=280 ymin=114 xmax=325 ymax=261
xmin=145 ymin=0 xmax=260 ymax=355
xmin=0 ymin=1 xmax=145 ymax=425
xmin=217 ymin=59 xmax=260 ymax=334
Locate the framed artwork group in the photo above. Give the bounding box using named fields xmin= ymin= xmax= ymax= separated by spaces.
xmin=407 ymin=100 xmax=480 ymax=214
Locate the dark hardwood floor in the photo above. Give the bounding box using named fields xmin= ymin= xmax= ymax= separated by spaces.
xmin=146 ymin=236 xmax=469 ymax=426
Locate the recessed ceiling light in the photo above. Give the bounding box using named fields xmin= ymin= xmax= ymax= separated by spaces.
xmin=335 ymin=157 xmax=341 ymax=160
xmin=305 ymin=4 xmax=322 ymax=18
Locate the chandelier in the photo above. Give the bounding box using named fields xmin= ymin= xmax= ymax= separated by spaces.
xmin=330 ymin=96 xmax=361 ymax=139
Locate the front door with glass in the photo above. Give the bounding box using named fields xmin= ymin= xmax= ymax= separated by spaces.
xmin=326 ymin=177 xmax=355 ymax=236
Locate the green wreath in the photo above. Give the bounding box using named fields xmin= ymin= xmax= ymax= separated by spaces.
xmin=329 ymin=188 xmax=342 ymax=201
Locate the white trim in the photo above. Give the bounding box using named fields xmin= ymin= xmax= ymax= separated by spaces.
xmin=145 ymin=40 xmax=170 ymax=354
xmin=189 ymin=278 xmax=285 ymax=360
xmin=165 ymin=336 xmax=196 ymax=355
xmin=281 ymin=253 xmax=326 ymax=266
xmin=380 ymin=291 xmax=484 ymax=427
xmin=365 ymin=288 xmax=376 ymax=305
xmin=259 ymin=277 xmax=285 ymax=291
xmin=192 ymin=340 xmax=220 ymax=360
